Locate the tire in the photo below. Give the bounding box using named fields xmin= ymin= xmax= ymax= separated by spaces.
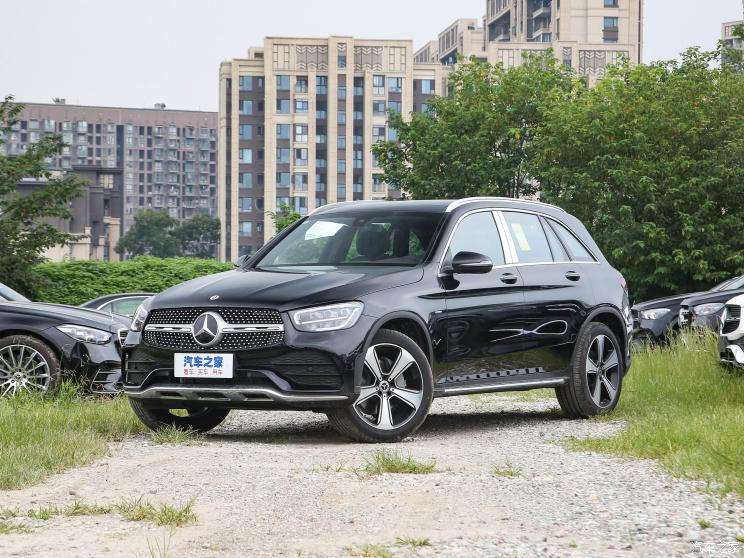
xmin=556 ymin=322 xmax=624 ymax=419
xmin=326 ymin=329 xmax=433 ymax=443
xmin=0 ymin=335 xmax=61 ymax=397
xmin=128 ymin=398 xmax=230 ymax=433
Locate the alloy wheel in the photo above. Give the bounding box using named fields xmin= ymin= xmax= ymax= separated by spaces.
xmin=585 ymin=334 xmax=620 ymax=408
xmin=354 ymin=343 xmax=424 ymax=430
xmin=0 ymin=344 xmax=52 ymax=397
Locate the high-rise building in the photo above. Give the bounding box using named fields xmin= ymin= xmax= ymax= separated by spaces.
xmin=218 ymin=36 xmax=443 ymax=261
xmin=6 ymin=101 xmax=218 ymax=260
xmin=722 ymin=19 xmax=744 ymax=59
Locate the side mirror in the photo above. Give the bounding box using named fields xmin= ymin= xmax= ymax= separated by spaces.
xmin=451 ymin=251 xmax=493 ymax=274
xmin=234 ymin=254 xmax=251 ymax=268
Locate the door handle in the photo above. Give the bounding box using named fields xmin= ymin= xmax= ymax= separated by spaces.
xmin=500 ymin=273 xmax=518 ymax=285
xmin=565 ymin=271 xmax=581 ymax=281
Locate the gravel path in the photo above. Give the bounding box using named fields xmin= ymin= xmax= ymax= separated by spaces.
xmin=1 ymin=394 xmax=742 ymax=557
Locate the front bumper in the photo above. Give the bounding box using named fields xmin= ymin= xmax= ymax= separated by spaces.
xmin=122 ymin=314 xmax=375 ymax=410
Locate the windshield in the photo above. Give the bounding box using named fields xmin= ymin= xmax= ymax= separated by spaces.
xmin=255 ymin=212 xmax=444 ymax=271
xmin=0 ymin=283 xmax=30 ymax=302
xmin=712 ymin=275 xmax=744 ymax=292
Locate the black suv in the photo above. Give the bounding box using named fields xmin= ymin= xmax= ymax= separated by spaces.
xmin=123 ymin=198 xmax=632 ymax=442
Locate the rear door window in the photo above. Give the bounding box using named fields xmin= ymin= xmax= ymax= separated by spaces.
xmin=502 ymin=212 xmax=553 ymax=264
xmin=549 ymin=220 xmax=596 ymax=262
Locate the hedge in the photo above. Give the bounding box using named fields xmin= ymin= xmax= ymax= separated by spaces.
xmin=33 ymin=257 xmax=233 ymax=305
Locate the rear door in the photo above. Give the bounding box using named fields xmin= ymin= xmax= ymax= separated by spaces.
xmin=440 ymin=210 xmax=528 ymax=372
xmin=498 ymin=210 xmax=597 ymax=373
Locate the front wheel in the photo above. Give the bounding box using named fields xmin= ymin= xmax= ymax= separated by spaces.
xmin=0 ymin=335 xmax=61 ymax=397
xmin=326 ymin=329 xmax=433 ymax=443
xmin=129 ymin=398 xmax=230 ymax=433
xmin=556 ymin=322 xmax=624 ymax=418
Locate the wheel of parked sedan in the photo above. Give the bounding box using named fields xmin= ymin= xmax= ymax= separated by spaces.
xmin=556 ymin=322 xmax=624 ymax=418
xmin=128 ymin=398 xmax=230 ymax=433
xmin=0 ymin=335 xmax=61 ymax=397
xmin=326 ymin=329 xmax=433 ymax=443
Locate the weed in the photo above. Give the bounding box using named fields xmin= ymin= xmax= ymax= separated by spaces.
xmin=150 ymin=425 xmax=203 ymax=446
xmin=491 ymin=461 xmax=522 ymax=477
xmin=361 ymin=449 xmax=438 ymax=476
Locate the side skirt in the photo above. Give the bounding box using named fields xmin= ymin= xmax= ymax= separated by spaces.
xmin=434 ymin=371 xmax=567 ymax=398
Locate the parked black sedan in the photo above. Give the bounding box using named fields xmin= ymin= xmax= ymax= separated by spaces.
xmin=80 ymin=293 xmax=153 ymax=318
xmin=679 ymin=275 xmax=744 ymax=331
xmin=632 ymin=274 xmax=744 ymax=345
xmin=0 ymin=299 xmax=129 ymax=397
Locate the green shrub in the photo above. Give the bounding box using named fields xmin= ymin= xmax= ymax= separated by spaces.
xmin=32 ymin=257 xmax=232 ymax=305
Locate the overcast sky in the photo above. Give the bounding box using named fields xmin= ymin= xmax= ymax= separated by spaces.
xmin=3 ymin=0 xmax=743 ymax=111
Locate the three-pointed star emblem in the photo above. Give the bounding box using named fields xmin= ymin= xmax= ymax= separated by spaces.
xmin=192 ymin=312 xmax=224 ymax=346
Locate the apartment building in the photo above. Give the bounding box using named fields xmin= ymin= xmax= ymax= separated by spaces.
xmin=484 ymin=0 xmax=642 ymax=79
xmin=6 ymin=102 xmax=218 ymax=260
xmin=219 ymin=36 xmax=443 ymax=261
xmin=722 ymin=19 xmax=744 ymax=59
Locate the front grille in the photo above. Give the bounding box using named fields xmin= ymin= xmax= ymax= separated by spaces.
xmin=147 ymin=308 xmax=282 ymax=325
xmin=143 ymin=329 xmax=283 ymax=351
xmin=722 ymin=305 xmax=742 ymax=334
xmin=143 ymin=307 xmax=284 ymax=351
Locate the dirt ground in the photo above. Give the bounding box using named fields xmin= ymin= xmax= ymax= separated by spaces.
xmin=1 ymin=394 xmax=742 ymax=557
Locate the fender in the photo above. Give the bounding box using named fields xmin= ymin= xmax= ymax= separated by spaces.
xmin=582 ymin=304 xmax=632 ymax=369
xmin=353 ymin=310 xmax=434 ymax=391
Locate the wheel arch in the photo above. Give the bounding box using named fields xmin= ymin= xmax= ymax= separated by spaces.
xmin=0 ymin=328 xmax=61 ymax=358
xmin=584 ymin=306 xmax=630 ymax=365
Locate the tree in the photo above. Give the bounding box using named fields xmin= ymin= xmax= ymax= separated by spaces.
xmin=175 ymin=213 xmax=220 ymax=258
xmin=268 ymin=203 xmax=301 ymax=232
xmin=0 ymin=95 xmax=85 ymax=296
xmin=532 ymin=47 xmax=744 ymax=301
xmin=372 ymin=53 xmax=578 ymax=200
xmin=115 ymin=209 xmax=181 ymax=258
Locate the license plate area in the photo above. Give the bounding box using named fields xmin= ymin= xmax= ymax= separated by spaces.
xmin=174 ymin=353 xmax=234 ymax=379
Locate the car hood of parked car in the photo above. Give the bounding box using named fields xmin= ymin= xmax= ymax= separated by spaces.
xmin=0 ymin=301 xmax=131 ymax=331
xmin=681 ymin=288 xmax=744 ymax=308
xmin=633 ymin=292 xmax=705 ymax=312
xmin=151 ymin=266 xmax=425 ymax=312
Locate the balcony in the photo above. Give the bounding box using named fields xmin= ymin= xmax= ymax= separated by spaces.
xmin=603 ymin=27 xmax=619 ymax=43
xmin=532 ymin=2 xmax=551 ymax=19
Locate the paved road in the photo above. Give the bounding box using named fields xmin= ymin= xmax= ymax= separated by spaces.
xmin=1 ymin=394 xmax=742 ymax=557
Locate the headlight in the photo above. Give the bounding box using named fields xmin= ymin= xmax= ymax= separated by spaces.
xmin=640 ymin=308 xmax=670 ymax=320
xmin=56 ymin=324 xmax=112 ymax=345
xmin=130 ymin=303 xmax=149 ymax=332
xmin=290 ymin=302 xmax=364 ymax=332
xmin=693 ymin=303 xmax=724 ymax=316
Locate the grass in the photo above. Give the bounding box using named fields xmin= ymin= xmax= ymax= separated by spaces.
xmin=146 ymin=528 xmax=176 ymax=558
xmin=568 ymin=332 xmax=744 ymax=497
xmin=345 ymin=544 xmax=392 ymax=558
xmin=395 ymin=536 xmax=432 ymax=548
xmin=115 ymin=497 xmax=197 ymax=527
xmin=149 ymin=425 xmax=203 ymax=446
xmin=0 ymin=522 xmax=31 ymax=534
xmin=491 ymin=462 xmax=522 ymax=478
xmin=697 ymin=519 xmax=711 ymax=529
xmin=0 ymin=382 xmax=146 ymax=489
xmin=361 ymin=449 xmax=438 ymax=476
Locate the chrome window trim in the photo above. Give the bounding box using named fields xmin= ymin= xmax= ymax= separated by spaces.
xmin=436 ymin=208 xmax=513 ymax=275
xmin=493 ymin=210 xmax=518 ymax=264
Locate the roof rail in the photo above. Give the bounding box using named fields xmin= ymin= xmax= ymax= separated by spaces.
xmin=445 ymin=197 xmax=565 ymax=213
xmin=309 ymin=200 xmax=377 ymax=215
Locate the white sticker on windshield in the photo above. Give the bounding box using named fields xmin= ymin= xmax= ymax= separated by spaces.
xmin=304 ymin=221 xmax=346 ymax=240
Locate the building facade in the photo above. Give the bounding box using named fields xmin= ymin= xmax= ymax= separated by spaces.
xmin=418 ymin=0 xmax=642 ymax=81
xmin=219 ymin=36 xmax=443 ymax=261
xmin=6 ymin=102 xmax=217 ymax=260
xmin=722 ymin=19 xmax=744 ymax=59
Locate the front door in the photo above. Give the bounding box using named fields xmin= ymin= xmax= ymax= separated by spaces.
xmin=439 ymin=210 xmax=529 ymax=380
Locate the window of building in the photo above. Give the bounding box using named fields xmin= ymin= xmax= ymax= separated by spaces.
xmin=388 ymin=101 xmax=402 ymax=114
xmin=77 ymin=121 xmax=88 ymax=133
xmin=239 ymin=197 xmax=253 ymax=212
xmin=277 ymin=148 xmax=290 ymax=164
xmin=388 ymin=127 xmax=399 ymax=141
xmin=316 ymin=76 xmax=328 ymax=94
xmin=388 ymin=77 xmax=403 ymax=93
xmin=337 ymin=135 xmax=346 ymax=149
xmin=293 ymin=173 xmax=308 ymax=192
xmin=338 ymin=110 xmax=346 ymax=124
xmin=603 ymin=16 xmax=619 ymax=42
xmin=372 ymin=175 xmax=385 ymax=193
xmin=276 ymin=172 xmax=291 ymax=187
xmin=239 ymin=124 xmax=253 ymax=140
xmin=277 ymin=124 xmax=291 ymax=140
xmin=421 ymin=79 xmax=435 ymax=94
xmin=240 ymin=100 xmax=254 ymax=115
xmin=295 ymin=124 xmax=308 ymax=143
xmin=338 ymin=86 xmax=347 ymax=100
xmin=239 ymin=76 xmax=253 ymax=90
xmin=604 ymin=16 xmax=619 ymax=28
xmin=239 ymin=221 xmax=253 ymax=235
xmin=296 ymin=76 xmax=308 ymax=93
xmin=277 ymin=99 xmax=290 ymax=114
xmin=295 ymin=99 xmax=309 ymax=113
xmin=353 ymin=150 xmax=363 ymax=169
xmin=372 ymin=126 xmax=385 ymax=143
xmin=276 ymin=75 xmax=290 ymax=90
xmin=240 ymin=172 xmax=253 ymax=188
xmin=354 ymin=77 xmax=364 ymax=96
xmin=337 ymin=184 xmax=346 ymax=199
xmin=295 ymin=148 xmax=308 ymax=167
xmin=316 ymin=127 xmax=327 ymax=143
xmin=373 ymin=101 xmax=386 ymax=116
xmin=604 ymin=0 xmax=618 ymax=6
xmin=338 ymin=52 xmax=347 ymax=69
xmin=338 ymin=159 xmax=346 ymax=173
xmin=372 ymin=75 xmax=385 ymax=96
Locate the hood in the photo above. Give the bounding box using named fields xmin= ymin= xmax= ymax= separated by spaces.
xmin=681 ymin=287 xmax=744 ymax=308
xmin=150 ymin=266 xmax=425 ymax=312
xmin=0 ymin=301 xmax=130 ymax=331
xmin=633 ymin=292 xmax=705 ymax=311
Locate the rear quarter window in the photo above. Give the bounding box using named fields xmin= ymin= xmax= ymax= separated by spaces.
xmin=549 ymin=220 xmax=596 ymax=262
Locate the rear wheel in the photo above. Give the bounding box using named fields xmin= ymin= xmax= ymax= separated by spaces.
xmin=556 ymin=322 xmax=624 ymax=418
xmin=0 ymin=335 xmax=60 ymax=397
xmin=326 ymin=329 xmax=433 ymax=443
xmin=128 ymin=398 xmax=230 ymax=433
